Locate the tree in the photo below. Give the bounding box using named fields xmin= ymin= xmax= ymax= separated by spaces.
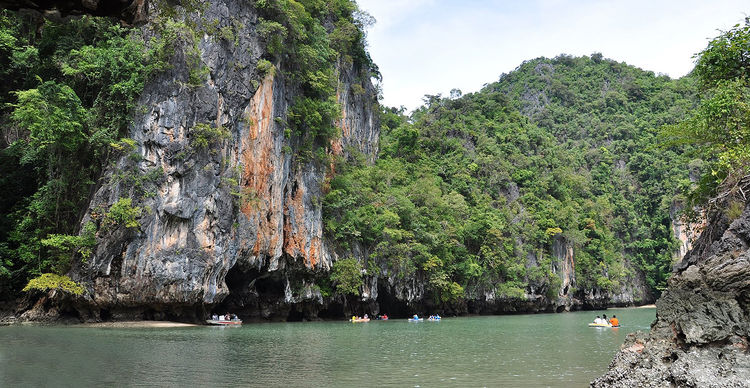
xmin=662 ymin=18 xmax=750 ymax=208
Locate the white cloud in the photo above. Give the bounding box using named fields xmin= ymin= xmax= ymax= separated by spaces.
xmin=356 ymin=0 xmax=748 ymax=110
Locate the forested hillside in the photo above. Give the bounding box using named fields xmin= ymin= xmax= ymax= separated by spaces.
xmin=0 ymin=0 xmax=703 ymax=318
xmin=325 ymin=54 xmax=697 ymax=307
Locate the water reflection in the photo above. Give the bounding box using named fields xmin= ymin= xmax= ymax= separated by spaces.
xmin=0 ymin=307 xmax=655 ymax=387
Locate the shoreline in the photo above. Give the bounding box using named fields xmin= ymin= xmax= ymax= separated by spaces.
xmin=76 ymin=321 xmax=198 ymax=328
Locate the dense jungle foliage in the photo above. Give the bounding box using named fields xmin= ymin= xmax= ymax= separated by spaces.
xmin=325 ymin=54 xmax=698 ymax=302
xmin=0 ymin=0 xmax=373 ymax=298
xmin=0 ymin=11 xmax=154 ymax=296
xmin=662 ymin=19 xmax=750 ymax=215
xmin=1 ymin=1 xmax=745 ymax=309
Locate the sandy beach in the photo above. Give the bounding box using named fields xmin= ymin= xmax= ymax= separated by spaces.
xmin=78 ymin=321 xmax=198 ymax=328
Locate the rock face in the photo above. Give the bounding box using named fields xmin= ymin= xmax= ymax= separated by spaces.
xmin=671 ymin=202 xmax=704 ymax=260
xmin=352 ymin=233 xmax=653 ymax=319
xmin=592 ymin=203 xmax=750 ymax=387
xmin=63 ymin=0 xmax=378 ymax=321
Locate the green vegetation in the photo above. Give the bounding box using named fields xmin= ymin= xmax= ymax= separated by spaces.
xmin=0 ymin=12 xmax=158 ymax=296
xmin=661 ymin=18 xmax=750 ymax=211
xmin=0 ymin=1 xmax=377 ymax=299
xmin=190 ymin=123 xmax=231 ymax=150
xmin=22 ymin=273 xmax=85 ymax=296
xmin=325 ymin=54 xmax=697 ymax=302
xmin=330 ymin=257 xmax=364 ymax=296
xmin=103 ymin=198 xmax=143 ymax=229
xmin=255 ymin=0 xmax=378 ymax=154
xmin=1 ymin=1 xmax=742 ymax=313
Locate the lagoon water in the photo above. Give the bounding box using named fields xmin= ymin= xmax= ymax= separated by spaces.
xmin=0 ymin=307 xmax=655 ymax=387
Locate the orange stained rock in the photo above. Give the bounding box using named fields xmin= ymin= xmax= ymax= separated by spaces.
xmin=240 ymin=74 xmax=281 ymax=258
xmin=282 ymin=181 xmax=320 ymax=268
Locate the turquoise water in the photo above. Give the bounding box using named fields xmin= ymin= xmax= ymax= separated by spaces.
xmin=0 ymin=307 xmax=654 ymax=387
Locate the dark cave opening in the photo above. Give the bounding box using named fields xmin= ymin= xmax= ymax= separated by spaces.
xmin=318 ymin=302 xmax=345 ymax=319
xmin=286 ymin=308 xmax=304 ymax=322
xmin=212 ymin=264 xmax=287 ymax=321
xmin=376 ymin=281 xmax=411 ymax=318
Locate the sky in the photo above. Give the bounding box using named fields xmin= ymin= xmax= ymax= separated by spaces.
xmin=356 ymin=0 xmax=749 ymax=110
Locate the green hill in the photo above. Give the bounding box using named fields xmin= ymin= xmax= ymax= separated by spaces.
xmin=325 ymin=54 xmax=697 ymax=307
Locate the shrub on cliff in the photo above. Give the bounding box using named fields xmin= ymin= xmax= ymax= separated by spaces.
xmin=330 ymin=257 xmax=363 ymax=296
xmin=22 ymin=273 xmax=84 ymax=296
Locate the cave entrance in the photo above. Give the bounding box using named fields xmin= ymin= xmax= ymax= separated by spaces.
xmin=318 ymin=302 xmax=345 ymax=320
xmin=376 ymin=281 xmax=410 ymax=318
xmin=212 ymin=263 xmax=286 ymax=321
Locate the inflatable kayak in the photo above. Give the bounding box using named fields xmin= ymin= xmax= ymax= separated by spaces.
xmin=408 ymin=318 xmax=424 ymax=322
xmin=588 ymin=323 xmax=619 ymax=328
xmin=351 ymin=318 xmax=370 ymax=323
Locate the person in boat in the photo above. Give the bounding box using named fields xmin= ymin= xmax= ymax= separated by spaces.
xmin=435 ymin=314 xmax=441 ymax=319
xmin=364 ymin=314 xmax=369 ymax=320
xmin=413 ymin=314 xmax=419 ymax=320
xmin=602 ymin=314 xmax=608 ymax=323
xmin=593 ymin=315 xmax=603 ymax=324
xmin=609 ymin=315 xmax=619 ymax=327
xmin=382 ymin=314 xmax=388 ymax=320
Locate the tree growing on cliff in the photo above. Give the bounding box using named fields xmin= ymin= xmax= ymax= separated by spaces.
xmin=662 ymin=18 xmax=750 ymax=210
xmin=330 ymin=257 xmax=363 ymax=296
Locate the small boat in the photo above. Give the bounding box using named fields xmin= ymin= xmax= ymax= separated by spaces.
xmin=408 ymin=318 xmax=424 ymax=322
xmin=351 ymin=318 xmax=370 ymax=323
xmin=588 ymin=323 xmax=619 ymax=328
xmin=427 ymin=317 xmax=441 ymax=321
xmin=206 ymin=319 xmax=242 ymax=326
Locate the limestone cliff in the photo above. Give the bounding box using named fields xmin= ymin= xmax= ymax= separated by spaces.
xmin=51 ymin=0 xmax=378 ymax=321
xmin=592 ymin=203 xmax=750 ymax=387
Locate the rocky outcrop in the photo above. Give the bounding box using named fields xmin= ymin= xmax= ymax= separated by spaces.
xmin=0 ymin=0 xmax=148 ymax=24
xmin=592 ymin=203 xmax=750 ymax=387
xmin=671 ymin=201 xmax=704 ymax=260
xmin=57 ymin=0 xmax=378 ymax=321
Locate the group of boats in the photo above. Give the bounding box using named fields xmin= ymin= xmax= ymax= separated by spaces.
xmin=351 ymin=314 xmax=389 ymax=322
xmin=206 ymin=313 xmax=617 ymax=327
xmin=205 ymin=313 xmax=442 ymax=326
xmin=408 ymin=314 xmax=441 ymax=322
xmin=350 ymin=314 xmax=442 ymax=323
